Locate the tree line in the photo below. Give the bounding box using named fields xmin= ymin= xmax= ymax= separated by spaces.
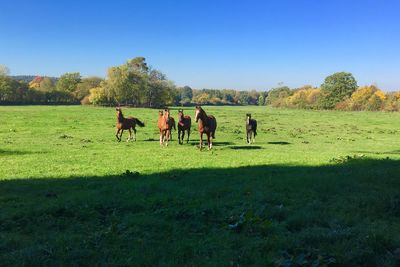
xmin=1 ymin=60 xmax=399 ymax=111
xmin=267 ymin=72 xmax=400 ymax=111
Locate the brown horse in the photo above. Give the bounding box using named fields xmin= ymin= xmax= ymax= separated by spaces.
xmin=168 ymin=117 xmax=176 ymax=141
xmin=157 ymin=109 xmax=171 ymax=146
xmin=115 ymin=107 xmax=145 ymax=142
xmin=177 ymin=109 xmax=191 ymax=144
xmin=194 ymin=106 xmax=217 ymax=150
xmin=246 ymin=113 xmax=257 ymax=144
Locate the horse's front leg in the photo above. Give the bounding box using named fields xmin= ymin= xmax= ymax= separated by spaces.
xmin=119 ymin=129 xmax=124 ymax=141
xmin=187 ymin=129 xmax=190 ymax=144
xmin=133 ymin=128 xmax=137 ymax=141
xmin=165 ymin=130 xmax=169 ymax=146
xmin=199 ymin=132 xmax=203 ymax=150
xmin=116 ymin=129 xmax=121 ymax=142
xmin=247 ymin=131 xmax=250 ymax=144
xmin=181 ymin=130 xmax=185 ymax=145
xmin=160 ymin=130 xmax=163 ymax=145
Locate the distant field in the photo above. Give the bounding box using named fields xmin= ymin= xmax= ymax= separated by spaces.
xmin=1 ymin=106 xmax=400 ymax=266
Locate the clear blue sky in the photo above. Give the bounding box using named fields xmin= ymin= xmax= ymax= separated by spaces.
xmin=1 ymin=0 xmax=399 ymax=90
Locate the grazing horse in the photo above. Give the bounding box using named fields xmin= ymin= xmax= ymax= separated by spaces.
xmin=246 ymin=113 xmax=257 ymax=144
xmin=177 ymin=109 xmax=191 ymax=144
xmin=157 ymin=109 xmax=171 ymax=146
xmin=194 ymin=106 xmax=217 ymax=150
xmin=115 ymin=107 xmax=145 ymax=142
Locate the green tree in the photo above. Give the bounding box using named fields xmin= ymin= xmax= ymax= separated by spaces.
xmin=38 ymin=77 xmax=55 ymax=92
xmin=258 ymin=93 xmax=265 ymax=106
xmin=0 ymin=64 xmax=10 ymax=77
xmin=56 ymin=72 xmax=81 ymax=93
xmin=75 ymin=76 xmax=103 ymax=100
xmin=179 ymin=86 xmax=193 ymax=105
xmin=266 ymin=86 xmax=292 ymax=106
xmin=319 ymin=72 xmax=358 ymax=109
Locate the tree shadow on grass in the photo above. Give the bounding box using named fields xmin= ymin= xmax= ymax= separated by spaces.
xmin=1 ymin=158 xmax=400 ymax=266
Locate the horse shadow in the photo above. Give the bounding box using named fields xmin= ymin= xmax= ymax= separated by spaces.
xmin=188 ymin=141 xmax=234 ymax=147
xmin=229 ymin=145 xmax=262 ymax=150
xmin=267 ymin=141 xmax=291 ymax=145
xmin=0 ymin=149 xmax=46 ymax=156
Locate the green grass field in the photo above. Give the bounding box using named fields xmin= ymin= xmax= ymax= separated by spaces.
xmin=1 ymin=105 xmax=400 ymax=266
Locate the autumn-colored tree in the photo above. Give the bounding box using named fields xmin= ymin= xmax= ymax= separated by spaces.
xmin=29 ymin=76 xmax=44 ymax=89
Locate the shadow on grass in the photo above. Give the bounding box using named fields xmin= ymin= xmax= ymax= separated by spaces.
xmin=1 ymin=158 xmax=400 ymax=266
xmin=268 ymin=141 xmax=291 ymax=145
xmin=187 ymin=141 xmax=235 ymax=146
xmin=0 ymin=149 xmax=46 ymax=156
xmin=353 ymin=150 xmax=400 ymax=155
xmin=229 ymin=145 xmax=262 ymax=150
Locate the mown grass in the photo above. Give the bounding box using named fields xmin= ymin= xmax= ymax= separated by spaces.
xmin=1 ymin=105 xmax=400 ymax=266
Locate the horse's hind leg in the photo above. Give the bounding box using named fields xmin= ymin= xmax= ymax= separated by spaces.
xmin=187 ymin=129 xmax=190 ymax=144
xmin=127 ymin=129 xmax=132 ymax=142
xmin=207 ymin=134 xmax=212 ymax=150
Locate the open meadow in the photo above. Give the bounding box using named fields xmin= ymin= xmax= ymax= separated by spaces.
xmin=1 ymin=105 xmax=400 ymax=266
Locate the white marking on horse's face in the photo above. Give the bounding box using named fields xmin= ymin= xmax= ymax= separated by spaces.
xmin=195 ymin=109 xmax=200 ymax=122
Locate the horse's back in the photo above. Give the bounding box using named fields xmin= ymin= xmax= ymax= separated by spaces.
xmin=208 ymin=115 xmax=217 ymax=131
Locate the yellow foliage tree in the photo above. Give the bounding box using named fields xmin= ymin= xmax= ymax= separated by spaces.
xmin=286 ymin=88 xmax=321 ymax=109
xmin=346 ymin=85 xmax=386 ymax=111
xmin=88 ymin=87 xmax=107 ymax=105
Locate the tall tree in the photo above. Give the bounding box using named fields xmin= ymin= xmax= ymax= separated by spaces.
xmin=320 ymin=72 xmax=358 ymax=109
xmin=0 ymin=65 xmax=10 ymax=77
xmin=75 ymin=76 xmax=103 ymax=100
xmin=56 ymin=72 xmax=81 ymax=93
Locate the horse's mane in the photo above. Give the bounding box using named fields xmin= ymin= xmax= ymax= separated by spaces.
xmin=116 ymin=108 xmax=125 ymax=122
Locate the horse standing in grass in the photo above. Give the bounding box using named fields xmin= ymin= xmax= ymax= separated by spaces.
xmin=177 ymin=109 xmax=191 ymax=144
xmin=158 ymin=109 xmax=171 ymax=146
xmin=168 ymin=116 xmax=176 ymax=141
xmin=115 ymin=107 xmax=145 ymax=142
xmin=246 ymin=113 xmax=257 ymax=144
xmin=194 ymin=106 xmax=217 ymax=150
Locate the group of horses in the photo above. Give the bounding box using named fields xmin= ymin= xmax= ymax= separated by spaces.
xmin=115 ymin=106 xmax=257 ymax=150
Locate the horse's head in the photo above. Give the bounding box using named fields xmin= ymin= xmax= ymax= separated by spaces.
xmin=178 ymin=109 xmax=184 ymax=122
xmin=246 ymin=113 xmax=252 ymax=124
xmin=164 ymin=109 xmax=170 ymax=120
xmin=195 ymin=106 xmax=202 ymax=122
xmin=116 ymin=107 xmax=123 ymax=119
xmin=158 ymin=110 xmax=163 ymax=117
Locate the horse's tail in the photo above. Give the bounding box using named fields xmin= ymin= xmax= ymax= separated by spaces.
xmin=135 ymin=118 xmax=145 ymax=127
xmin=173 ymin=120 xmax=176 ymax=130
xmin=253 ymin=120 xmax=257 ymax=136
xmin=212 ymin=117 xmax=216 ymax=139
